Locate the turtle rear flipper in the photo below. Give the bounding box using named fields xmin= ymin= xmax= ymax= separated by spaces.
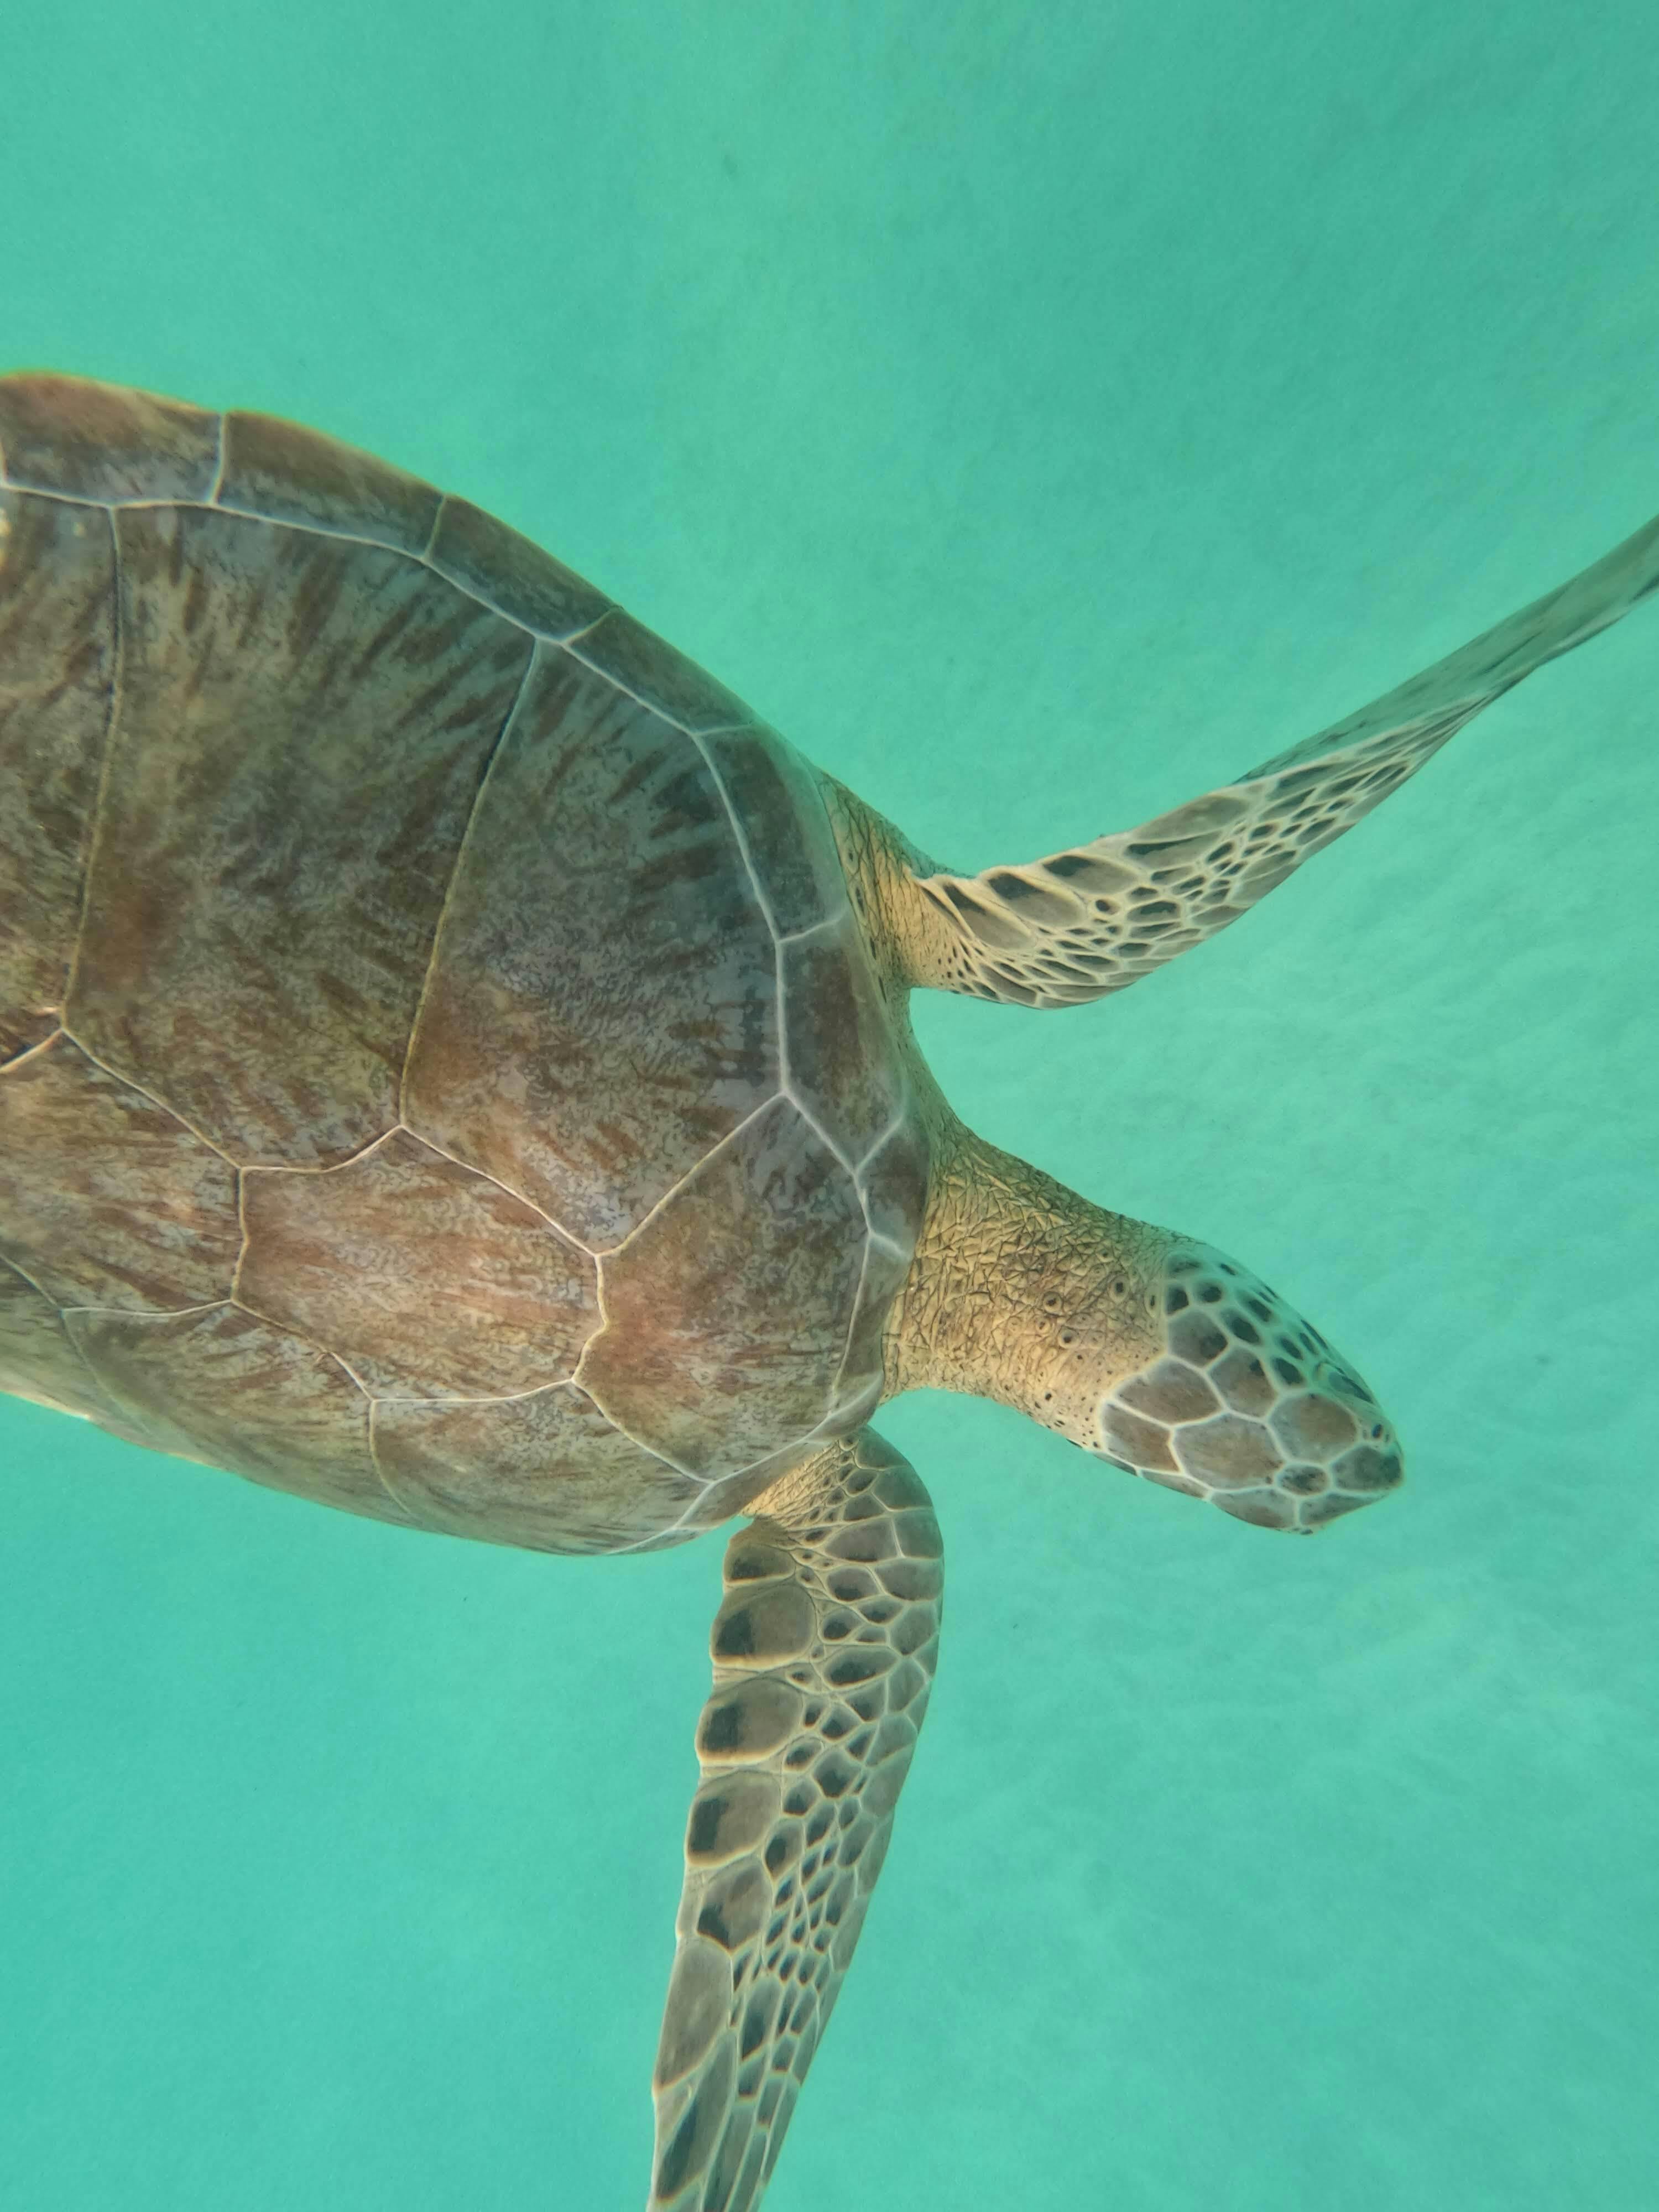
xmin=650 ymin=1431 xmax=942 ymax=2211
xmin=861 ymin=505 xmax=1659 ymax=1008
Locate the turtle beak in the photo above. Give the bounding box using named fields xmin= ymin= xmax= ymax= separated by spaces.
xmin=1094 ymin=1243 xmax=1404 ymax=1532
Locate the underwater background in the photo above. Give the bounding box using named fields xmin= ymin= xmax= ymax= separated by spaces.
xmin=2 ymin=3 xmax=1656 ymax=2206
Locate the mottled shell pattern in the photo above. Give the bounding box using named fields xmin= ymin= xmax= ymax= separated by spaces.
xmin=0 ymin=375 xmax=929 ymax=1553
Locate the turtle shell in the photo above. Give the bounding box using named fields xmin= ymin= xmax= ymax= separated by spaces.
xmin=0 ymin=374 xmax=930 ymax=1553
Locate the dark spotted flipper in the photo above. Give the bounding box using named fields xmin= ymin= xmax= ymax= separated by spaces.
xmin=900 ymin=505 xmax=1659 ymax=1006
xmin=649 ymin=1431 xmax=942 ymax=2212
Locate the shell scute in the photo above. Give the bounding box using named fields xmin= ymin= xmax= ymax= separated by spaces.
xmin=0 ymin=1257 xmax=119 ymax=1426
xmin=66 ymin=504 xmax=531 ymax=1165
xmin=238 ymin=1129 xmax=598 ymax=1400
xmin=0 ymin=373 xmax=218 ymax=503
xmin=856 ymin=1115 xmax=930 ymax=1253
xmin=428 ymin=493 xmax=613 ymax=639
xmin=372 ymin=1382 xmax=700 ymax=1553
xmin=781 ymin=912 xmax=905 ymax=1168
xmin=403 ymin=649 xmax=780 ymax=1249
xmin=0 ymin=488 xmax=117 ymax=1058
xmin=830 ymin=1110 xmax=932 ymax=1414
xmin=572 ymin=607 xmax=756 ymax=733
xmin=832 ymin=1237 xmax=909 ymax=1420
xmin=64 ymin=1301 xmax=408 ymax=1525
xmin=217 ymin=408 xmax=442 ymax=555
xmin=579 ymin=1095 xmax=868 ymax=1479
xmin=0 ymin=1031 xmax=239 ymax=1311
xmin=704 ymin=728 xmax=848 ymax=938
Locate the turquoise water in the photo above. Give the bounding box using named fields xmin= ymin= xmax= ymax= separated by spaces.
xmin=3 ymin=3 xmax=1656 ymax=2206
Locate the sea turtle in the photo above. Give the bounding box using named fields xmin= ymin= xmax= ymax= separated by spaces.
xmin=2 ymin=372 xmax=1655 ymax=2211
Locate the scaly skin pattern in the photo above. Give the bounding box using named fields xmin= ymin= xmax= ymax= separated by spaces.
xmin=650 ymin=1430 xmax=942 ymax=2212
xmin=885 ymin=1118 xmax=1171 ymax=1434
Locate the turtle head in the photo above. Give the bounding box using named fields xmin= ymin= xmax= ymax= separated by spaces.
xmin=895 ymin=1129 xmax=1402 ymax=1533
xmin=1075 ymin=1238 xmax=1404 ymax=1533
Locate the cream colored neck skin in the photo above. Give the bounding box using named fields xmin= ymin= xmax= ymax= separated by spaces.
xmin=885 ymin=1117 xmax=1173 ymax=1448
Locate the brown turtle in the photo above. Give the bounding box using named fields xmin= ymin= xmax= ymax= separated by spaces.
xmin=2 ymin=373 xmax=1655 ymax=2211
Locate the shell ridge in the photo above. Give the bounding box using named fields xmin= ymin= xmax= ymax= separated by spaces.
xmin=561 ymin=622 xmax=755 ymax=741
xmin=364 ymin=1397 xmax=415 ymax=1518
xmin=773 ymin=911 xmax=847 ymax=950
xmin=0 ymin=1025 xmax=66 ymax=1076
xmin=49 ymin=1022 xmax=241 ymax=1172
xmin=204 ymin=414 xmax=228 ymax=507
xmin=0 ymin=1253 xmax=121 ymax=1421
xmin=395 ymin=635 xmax=542 ymax=1126
xmin=570 ymin=1355 xmax=713 ymax=1491
xmin=419 ymin=491 xmax=447 ymax=565
xmin=606 ymin=1486 xmax=718 ymax=1552
xmin=220 ymin=1290 xmax=378 ymax=1404
xmin=778 ymin=1091 xmax=857 ymax=1181
xmin=414 ymin=565 xmax=609 ymax=648
xmin=56 ymin=506 xmax=124 ymax=1041
xmin=0 ymin=1248 xmax=63 ymax=1308
xmin=63 ymin=1295 xmax=232 ymax=1324
xmin=585 ymin=1090 xmax=790 ymax=1263
xmin=387 ymin=1120 xmax=598 ymax=1255
xmin=829 ymin=1234 xmax=881 ymax=1411
xmin=853 ymin=1089 xmax=916 ymax=1178
xmin=366 ymin=1375 xmax=603 ymax=1411
xmin=205 ymin=500 xmax=444 ymax=560
xmin=228 ymin=1163 xmax=252 ymax=1307
xmin=686 ymin=726 xmax=782 ymax=945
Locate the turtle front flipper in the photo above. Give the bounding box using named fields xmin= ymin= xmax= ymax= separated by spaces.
xmin=851 ymin=504 xmax=1659 ymax=1008
xmin=649 ymin=1431 xmax=942 ymax=2212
